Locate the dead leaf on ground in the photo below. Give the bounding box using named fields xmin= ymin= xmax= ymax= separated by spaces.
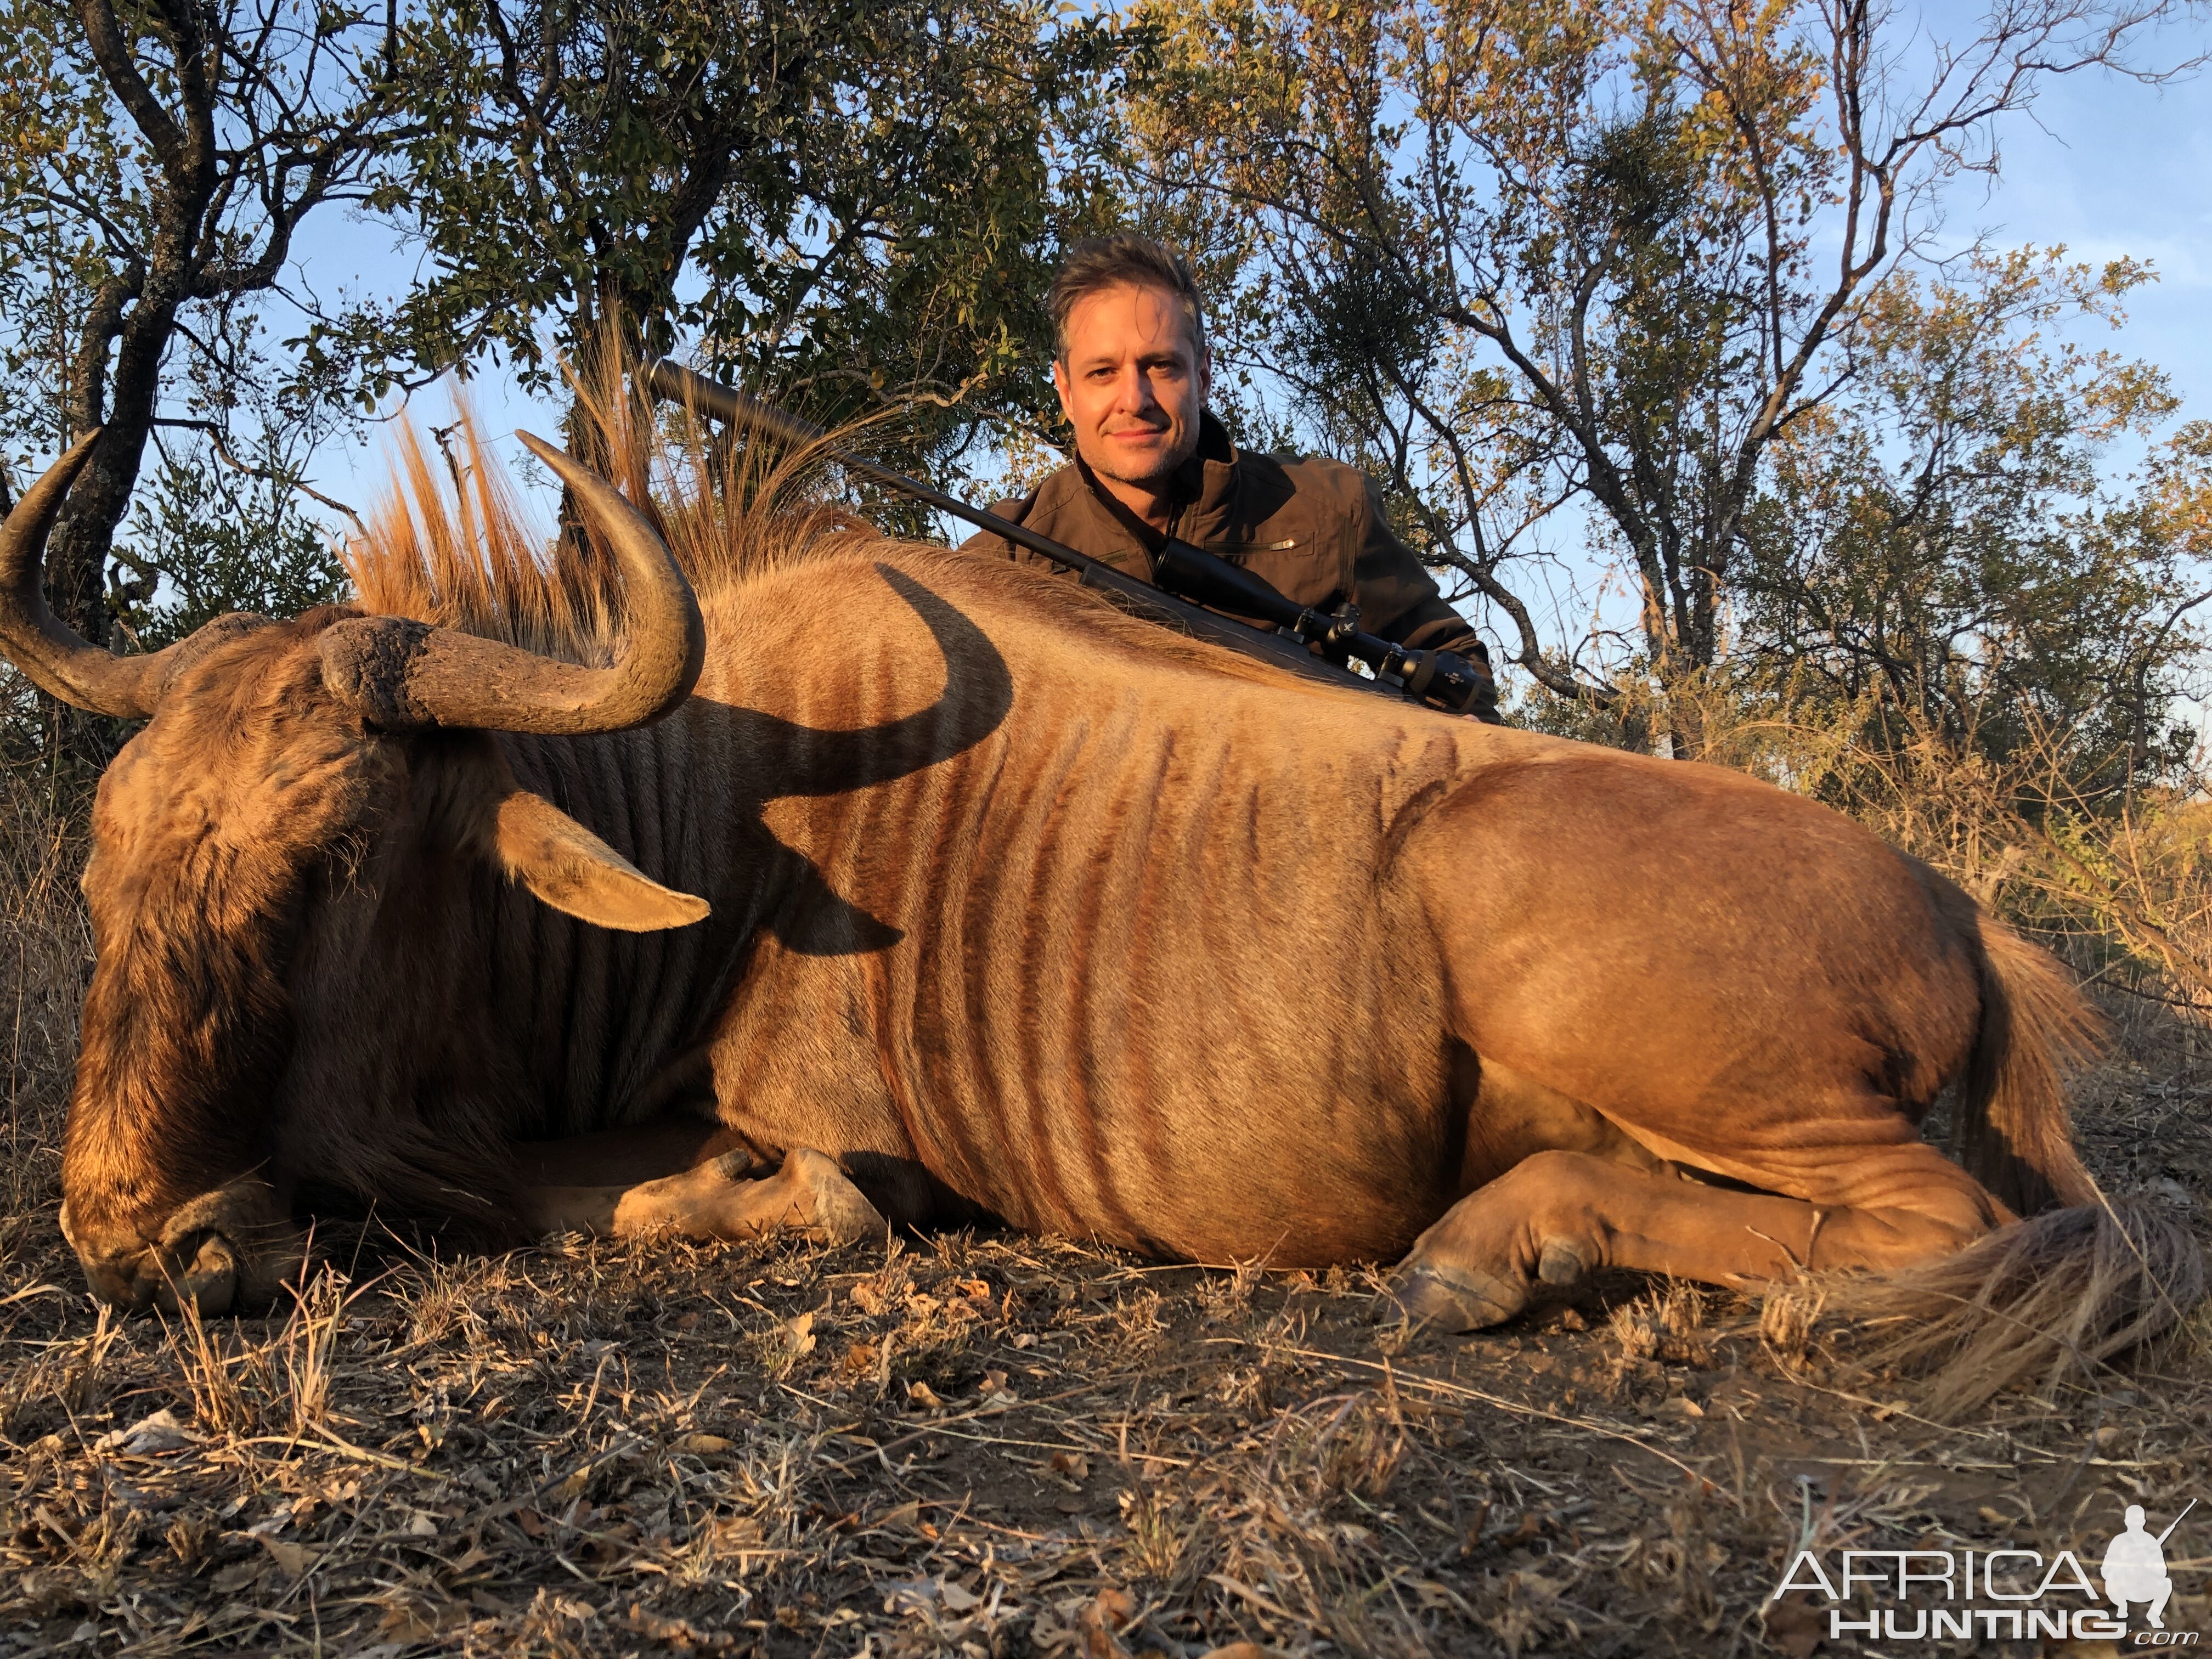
xmin=627 ymin=1602 xmax=737 ymax=1651
xmin=1080 ymin=1585 xmax=1138 ymax=1658
xmin=255 ymin=1536 xmax=317 ymax=1579
xmin=93 ymin=1408 xmax=199 ymax=1456
xmin=377 ymin=1602 xmax=465 ymax=1641
xmin=207 ymin=1560 xmax=261 ymax=1595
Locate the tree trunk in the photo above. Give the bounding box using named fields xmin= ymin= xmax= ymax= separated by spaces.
xmin=48 ymin=323 xmax=199 ymax=772
xmin=42 ymin=294 xmax=184 ymax=766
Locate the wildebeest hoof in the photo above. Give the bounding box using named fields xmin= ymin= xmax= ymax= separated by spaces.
xmin=1536 ymin=1237 xmax=1594 ymax=1290
xmin=781 ymin=1149 xmax=887 ymax=1245
xmin=1384 ymin=1263 xmax=1525 ymax=1331
xmin=149 ymin=1229 xmax=242 ymax=1316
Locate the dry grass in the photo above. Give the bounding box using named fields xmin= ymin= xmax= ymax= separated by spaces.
xmin=7 ymin=1191 xmax=2212 ymax=1659
xmin=5 ymin=745 xmax=2212 ymax=1656
xmin=0 ymin=757 xmax=91 ymax=1253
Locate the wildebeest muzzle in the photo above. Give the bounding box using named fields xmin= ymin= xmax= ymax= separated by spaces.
xmin=59 ymin=1177 xmax=307 ymax=1316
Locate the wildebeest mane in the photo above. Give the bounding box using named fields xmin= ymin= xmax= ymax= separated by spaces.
xmin=342 ymin=391 xmax=883 ymax=666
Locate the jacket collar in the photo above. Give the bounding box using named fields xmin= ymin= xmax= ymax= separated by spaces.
xmin=1073 ymin=409 xmax=1240 ymax=553
xmin=1175 ymin=409 xmax=1239 ymax=512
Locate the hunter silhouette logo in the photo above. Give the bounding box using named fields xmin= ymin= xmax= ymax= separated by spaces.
xmin=1770 ymin=1498 xmax=2200 ymax=1644
xmin=2104 ymin=1502 xmax=2192 ymax=1631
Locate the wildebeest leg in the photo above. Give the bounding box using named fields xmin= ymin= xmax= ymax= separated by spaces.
xmin=513 ymin=1117 xmax=757 ymax=1189
xmin=1389 ymin=1143 xmax=1997 ymax=1328
xmin=520 ymin=1126 xmax=885 ymax=1245
xmin=1392 ymin=754 xmax=2011 ymax=1326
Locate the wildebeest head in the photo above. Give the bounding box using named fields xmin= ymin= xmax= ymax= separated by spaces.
xmin=2 ymin=432 xmax=710 ymax=1314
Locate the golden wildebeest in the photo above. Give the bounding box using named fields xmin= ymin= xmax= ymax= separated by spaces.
xmin=5 ymin=413 xmax=2196 ymax=1413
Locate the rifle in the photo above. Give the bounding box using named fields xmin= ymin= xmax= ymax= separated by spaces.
xmin=2157 ymin=1499 xmax=2196 ymax=1546
xmin=642 ymin=360 xmax=1491 ymax=711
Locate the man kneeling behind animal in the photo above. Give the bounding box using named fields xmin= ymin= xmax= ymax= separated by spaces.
xmin=961 ymin=233 xmax=1501 ymax=721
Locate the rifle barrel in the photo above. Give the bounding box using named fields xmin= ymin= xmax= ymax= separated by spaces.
xmin=2157 ymin=1498 xmax=2196 ymax=1545
xmin=641 ymin=360 xmax=1454 ymax=702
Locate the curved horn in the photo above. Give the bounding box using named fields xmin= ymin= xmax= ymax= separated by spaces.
xmin=317 ymin=433 xmax=707 ymax=736
xmin=0 ymin=432 xmax=177 ymax=717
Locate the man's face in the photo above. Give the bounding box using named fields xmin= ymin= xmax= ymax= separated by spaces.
xmin=1052 ymin=282 xmax=1210 ymax=492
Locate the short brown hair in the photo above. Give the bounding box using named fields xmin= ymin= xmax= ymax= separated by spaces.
xmin=1047 ymin=234 xmax=1207 ymax=363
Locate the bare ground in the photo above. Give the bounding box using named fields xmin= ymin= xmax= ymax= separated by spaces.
xmin=3 ymin=1045 xmax=2210 ymax=1659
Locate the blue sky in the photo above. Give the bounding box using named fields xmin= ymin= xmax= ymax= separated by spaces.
xmin=1961 ymin=50 xmax=2211 ymax=417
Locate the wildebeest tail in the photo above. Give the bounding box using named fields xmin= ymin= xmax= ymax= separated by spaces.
xmin=1956 ymin=913 xmax=2101 ymax=1215
xmin=1801 ymin=912 xmax=2203 ymax=1418
xmin=1806 ymin=1201 xmax=2203 ymax=1418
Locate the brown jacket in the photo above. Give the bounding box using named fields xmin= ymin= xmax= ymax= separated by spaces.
xmin=960 ymin=413 xmax=1497 ymax=716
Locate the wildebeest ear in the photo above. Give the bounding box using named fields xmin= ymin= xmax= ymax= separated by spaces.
xmin=490 ymin=790 xmax=710 ymax=932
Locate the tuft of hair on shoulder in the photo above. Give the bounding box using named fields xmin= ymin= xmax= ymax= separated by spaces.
xmin=343 ymin=400 xmax=601 ymax=661
xmin=342 ymin=329 xmax=895 ymax=662
xmin=1047 ymin=233 xmax=1207 ymax=362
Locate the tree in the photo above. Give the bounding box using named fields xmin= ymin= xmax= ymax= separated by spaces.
xmin=0 ymin=0 xmax=400 ymax=664
xmin=315 ymin=0 xmax=1135 ymax=483
xmin=1739 ymin=248 xmax=2209 ymax=794
xmin=1125 ymin=0 xmax=2199 ymax=743
xmin=111 ymin=430 xmax=349 ymax=648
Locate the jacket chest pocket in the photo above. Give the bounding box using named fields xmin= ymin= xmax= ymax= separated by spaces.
xmin=1199 ymin=537 xmax=1340 ymax=607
